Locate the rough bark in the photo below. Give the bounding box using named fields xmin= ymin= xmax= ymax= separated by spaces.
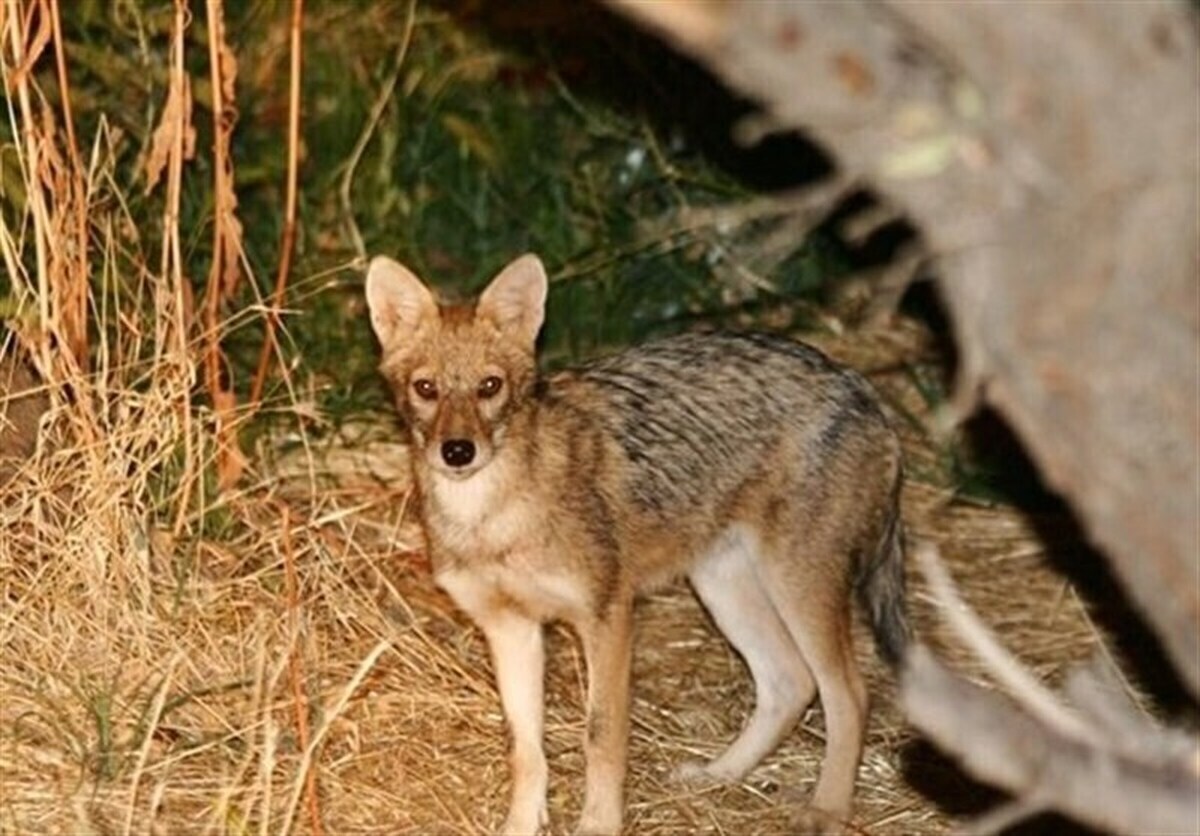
xmin=603 ymin=0 xmax=1200 ymax=697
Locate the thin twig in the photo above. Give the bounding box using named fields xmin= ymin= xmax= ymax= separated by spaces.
xmin=250 ymin=0 xmax=305 ymax=408
xmin=914 ymin=543 xmax=1092 ymax=740
xmin=965 ymin=797 xmax=1047 ymax=836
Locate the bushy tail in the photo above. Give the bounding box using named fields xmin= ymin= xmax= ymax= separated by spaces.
xmin=856 ymin=472 xmax=911 ymax=668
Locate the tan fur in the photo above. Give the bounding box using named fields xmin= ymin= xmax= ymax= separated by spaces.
xmin=366 ymin=254 xmax=909 ymax=835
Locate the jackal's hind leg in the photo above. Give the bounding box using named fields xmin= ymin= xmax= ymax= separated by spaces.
xmin=760 ymin=556 xmax=867 ymax=824
xmin=678 ymin=531 xmax=816 ymax=785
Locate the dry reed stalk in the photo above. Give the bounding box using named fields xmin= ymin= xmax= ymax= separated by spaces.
xmin=1 ymin=6 xmax=247 ymax=820
xmin=202 ymin=0 xmax=247 ymax=491
xmin=47 ymin=0 xmax=89 ymax=371
xmin=120 ymin=654 xmax=180 ymax=836
xmin=143 ymin=0 xmax=201 ymax=537
xmin=2 ymin=0 xmax=102 ymax=459
xmin=281 ymin=504 xmax=325 ymax=836
xmin=5 ymin=0 xmax=53 ymax=371
xmin=250 ymin=0 xmax=305 ymax=409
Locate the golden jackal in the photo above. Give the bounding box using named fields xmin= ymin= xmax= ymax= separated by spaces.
xmin=367 ymin=253 xmax=908 ymax=835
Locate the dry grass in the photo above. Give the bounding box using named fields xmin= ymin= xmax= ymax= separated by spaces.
xmin=2 ymin=318 xmax=1121 ymax=835
xmin=0 ymin=3 xmax=1146 ymax=834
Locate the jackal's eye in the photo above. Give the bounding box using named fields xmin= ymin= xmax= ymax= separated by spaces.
xmin=412 ymin=378 xmax=438 ymax=401
xmin=477 ymin=375 xmax=504 ymax=399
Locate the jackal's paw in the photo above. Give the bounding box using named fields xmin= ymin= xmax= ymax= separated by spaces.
xmin=671 ymin=759 xmax=738 ymax=787
xmin=499 ymin=803 xmax=547 ymax=836
xmin=573 ymin=805 xmax=621 ymax=836
xmin=791 ymin=805 xmax=849 ymax=836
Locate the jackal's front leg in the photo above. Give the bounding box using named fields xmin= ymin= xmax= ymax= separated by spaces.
xmin=478 ymin=611 xmax=548 ymax=836
xmin=576 ymin=599 xmax=633 ymax=836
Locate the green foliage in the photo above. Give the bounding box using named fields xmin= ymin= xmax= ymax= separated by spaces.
xmin=32 ymin=0 xmax=847 ymax=421
xmin=230 ymin=2 xmax=848 ymax=404
xmin=11 ymin=0 xmax=1044 ymax=508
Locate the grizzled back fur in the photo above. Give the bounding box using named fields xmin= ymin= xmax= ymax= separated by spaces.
xmin=570 ymin=331 xmax=910 ymax=664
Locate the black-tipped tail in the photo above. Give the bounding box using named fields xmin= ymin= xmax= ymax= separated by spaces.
xmin=856 ymin=476 xmax=911 ymax=668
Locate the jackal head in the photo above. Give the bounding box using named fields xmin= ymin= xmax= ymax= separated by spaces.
xmin=365 ymin=254 xmax=547 ymax=479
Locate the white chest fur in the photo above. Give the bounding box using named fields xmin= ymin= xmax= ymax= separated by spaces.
xmin=436 ymin=561 xmax=589 ymax=623
xmin=426 ymin=461 xmax=530 ymax=558
xmin=430 ymin=465 xmax=499 ymax=526
xmin=426 ymin=463 xmax=590 ymax=622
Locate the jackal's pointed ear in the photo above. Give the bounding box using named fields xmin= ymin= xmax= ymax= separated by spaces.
xmin=365 ymin=256 xmax=438 ymax=346
xmin=477 ymin=254 xmax=548 ymax=345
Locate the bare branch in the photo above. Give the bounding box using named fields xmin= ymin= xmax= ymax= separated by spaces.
xmin=902 ymin=646 xmax=1200 ymax=835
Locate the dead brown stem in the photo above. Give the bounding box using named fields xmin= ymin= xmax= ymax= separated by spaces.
xmin=203 ymin=0 xmax=246 ymax=491
xmin=47 ymin=0 xmax=88 ymax=370
xmin=9 ymin=0 xmax=50 ymax=89
xmin=6 ymin=0 xmax=51 ymax=368
xmin=281 ymin=504 xmax=323 ymax=836
xmin=154 ymin=0 xmax=197 ymax=538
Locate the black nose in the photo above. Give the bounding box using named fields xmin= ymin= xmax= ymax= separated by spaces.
xmin=441 ymin=439 xmax=476 ymax=468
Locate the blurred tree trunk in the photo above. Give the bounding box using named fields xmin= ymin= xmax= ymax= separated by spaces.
xmin=600 ymin=1 xmax=1199 ymax=828
xmin=602 ymin=0 xmax=1199 ymax=694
